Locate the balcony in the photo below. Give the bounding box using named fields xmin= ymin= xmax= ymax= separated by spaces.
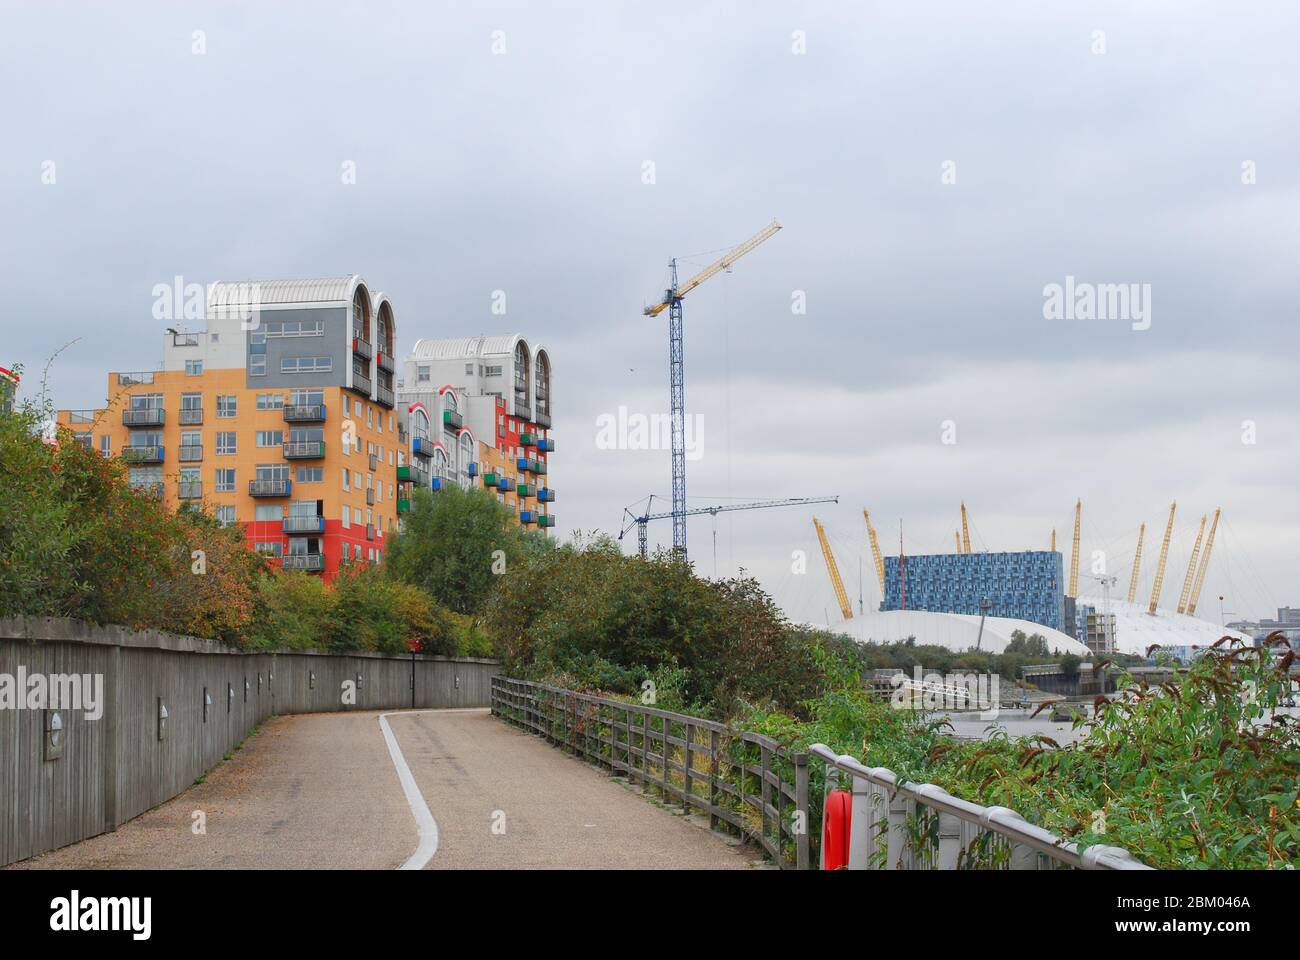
xmin=497 ymin=477 xmax=514 ymax=492
xmin=442 ymin=409 xmax=463 ymax=430
xmin=467 ymin=461 xmax=477 ymax=477
xmin=397 ymin=464 xmax=429 ymax=486
xmin=351 ymin=371 xmax=373 ymax=397
xmin=482 ymin=472 xmax=498 ymax=487
xmin=179 ymin=445 xmax=203 ymax=462
xmin=397 ymin=498 xmax=411 ymax=514
xmin=514 ymin=401 xmax=532 ymax=421
xmin=431 ymin=477 xmax=445 ymax=492
xmin=352 ymin=337 xmax=373 ymax=361
xmin=411 ymin=436 xmax=432 ymax=458
xmin=369 ymin=453 xmax=379 ymax=471
xmin=534 ymin=410 xmax=552 ymax=430
xmin=377 ymin=350 xmax=394 ymax=373
xmin=516 ymin=457 xmax=529 ymax=471
xmin=366 ymin=523 xmax=375 ymax=541
xmin=178 ymin=481 xmax=203 ymax=500
xmin=539 ymin=515 xmax=556 ymax=529
xmin=249 ymin=479 xmax=292 ymax=497
xmin=533 ymin=461 xmax=547 ymax=475
xmin=366 ymin=488 xmax=375 ymax=505
xmin=283 ymin=516 xmax=326 ymax=535
xmin=539 ymin=437 xmax=555 ymax=453
xmin=283 ymin=554 xmax=325 ymax=573
xmin=377 ymin=384 xmax=395 ymax=408
xmin=122 ymin=444 xmax=164 ymax=464
xmin=179 ymin=408 xmax=204 ymax=425
xmin=517 ymin=483 xmax=534 ymax=498
xmin=283 ymin=403 xmax=327 ymax=423
xmin=520 ymin=433 xmax=537 ymax=448
xmin=116 ymin=371 xmax=156 ymax=386
xmin=133 ymin=482 xmax=164 ymax=499
xmin=283 ymin=441 xmax=326 ymax=459
xmin=122 ymin=408 xmax=164 ymax=427
xmin=520 ymin=510 xmax=536 ymax=525
xmin=538 ymin=487 xmax=555 ymax=503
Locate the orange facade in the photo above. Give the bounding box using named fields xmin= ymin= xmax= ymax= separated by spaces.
xmin=57 ymin=370 xmax=400 ymax=576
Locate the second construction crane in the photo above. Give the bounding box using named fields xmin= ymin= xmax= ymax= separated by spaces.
xmin=643 ymin=220 xmax=782 ymax=558
xmin=620 ymin=495 xmax=837 ymax=560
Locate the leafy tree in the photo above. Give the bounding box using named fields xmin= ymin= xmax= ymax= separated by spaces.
xmin=386 ymin=485 xmax=545 ymax=615
xmin=1059 ymin=653 xmax=1081 ymax=677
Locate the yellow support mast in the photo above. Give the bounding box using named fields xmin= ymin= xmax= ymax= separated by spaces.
xmin=1187 ymin=508 xmax=1221 ymax=616
xmin=1148 ymin=501 xmax=1178 ymax=614
xmin=814 ymin=517 xmax=853 ymax=621
xmin=960 ymin=502 xmax=972 ymax=554
xmin=1127 ymin=522 xmax=1145 ymax=603
xmin=863 ymin=509 xmax=885 ymax=592
xmin=1068 ymin=498 xmax=1081 ymax=598
xmin=1050 ymin=529 xmax=1056 ymax=552
xmin=1176 ymin=514 xmax=1208 ymax=614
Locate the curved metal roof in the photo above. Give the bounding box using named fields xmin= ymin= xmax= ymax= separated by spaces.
xmin=409 ymin=334 xmax=527 ymax=361
xmin=207 ymin=275 xmax=365 ymax=310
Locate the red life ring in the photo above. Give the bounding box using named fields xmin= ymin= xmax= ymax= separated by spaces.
xmin=822 ymin=789 xmax=852 ymax=869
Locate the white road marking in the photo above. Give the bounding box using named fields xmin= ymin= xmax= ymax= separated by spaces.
xmin=378 ymin=711 xmax=441 ymax=870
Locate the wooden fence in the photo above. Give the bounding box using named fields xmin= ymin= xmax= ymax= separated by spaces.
xmin=491 ymin=676 xmax=810 ymax=869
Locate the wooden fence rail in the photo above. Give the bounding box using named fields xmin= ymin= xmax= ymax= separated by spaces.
xmin=491 ymin=676 xmax=810 ymax=869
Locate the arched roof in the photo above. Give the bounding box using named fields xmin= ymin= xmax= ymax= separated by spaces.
xmin=822 ymin=610 xmax=1091 ymax=656
xmin=409 ymin=334 xmax=528 ymax=362
xmin=207 ymin=275 xmax=368 ymax=311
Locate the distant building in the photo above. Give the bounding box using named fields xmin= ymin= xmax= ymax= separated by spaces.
xmin=883 ymin=550 xmax=1065 ymax=631
xmin=398 ymin=335 xmax=554 ymax=532
xmin=1228 ymin=607 xmax=1300 ymax=651
xmin=1074 ymin=603 xmax=1117 ymax=655
xmin=0 ymin=366 xmax=17 ymax=414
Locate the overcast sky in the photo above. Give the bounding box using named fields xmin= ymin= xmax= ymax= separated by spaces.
xmin=3 ymin=1 xmax=1297 ymax=625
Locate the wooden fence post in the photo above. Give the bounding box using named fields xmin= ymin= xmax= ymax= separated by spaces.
xmin=794 ymin=753 xmax=810 ymax=871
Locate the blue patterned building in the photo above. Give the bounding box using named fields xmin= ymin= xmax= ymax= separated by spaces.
xmin=882 ymin=551 xmax=1065 ymax=632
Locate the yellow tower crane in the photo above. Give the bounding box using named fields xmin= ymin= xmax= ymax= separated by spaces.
xmin=863 ymin=509 xmax=885 ymax=592
xmin=1127 ymin=522 xmax=1145 ymax=603
xmin=813 ymin=517 xmax=853 ymax=621
xmin=1050 ymin=529 xmax=1056 ymax=552
xmin=955 ymin=531 xmax=962 ymax=552
xmin=1068 ymin=499 xmax=1082 ymax=598
xmin=960 ymin=502 xmax=972 ymax=554
xmin=1186 ymin=508 xmax=1221 ymax=616
xmin=1176 ymin=514 xmax=1208 ymax=614
xmin=1148 ymin=501 xmax=1178 ymax=614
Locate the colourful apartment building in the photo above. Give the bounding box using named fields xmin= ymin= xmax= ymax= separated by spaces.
xmin=398 ymin=335 xmax=554 ymax=531
xmin=56 ymin=276 xmax=402 ymax=577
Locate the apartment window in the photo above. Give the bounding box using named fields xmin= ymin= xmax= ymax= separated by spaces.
xmin=186 ymin=360 xmax=203 ymax=376
xmin=257 ymin=393 xmax=284 ymax=410
xmin=485 ymin=365 xmax=502 ymax=377
xmin=296 ymin=466 xmax=323 ymax=483
xmin=290 ymin=388 xmax=324 ymax=406
xmin=342 ymin=469 xmax=350 ymax=491
xmin=255 ymin=542 xmax=283 ymax=557
xmin=99 ymin=435 xmax=111 ymax=457
xmin=343 ymin=396 xmax=351 ymax=415
xmin=181 ymin=392 xmax=202 ymax=412
xmin=342 ymin=508 xmax=350 ymax=529
xmin=181 ymin=429 xmax=201 ymax=448
xmin=353 ymin=470 xmax=361 ymax=488
xmin=215 ymin=505 xmax=236 ymax=527
xmin=250 ymin=356 xmax=266 ymax=377
xmin=130 ymin=394 xmax=163 ymax=411
xmin=256 ymin=464 xmax=289 ymax=482
xmin=215 ymin=468 xmax=235 ymax=492
xmin=354 ymin=544 xmax=363 ymax=561
xmin=256 ymin=430 xmax=284 ymax=447
xmin=465 ymin=363 xmax=473 ymax=375
xmin=498 ymin=424 xmax=505 ymax=438
xmin=255 ymin=505 xmax=282 ymax=521
xmin=354 ymin=507 xmax=363 ymax=525
xmin=281 ymin=356 xmax=332 ymax=374
xmin=265 ymin=318 xmax=325 ymax=338
xmin=366 ymin=406 xmax=373 ymax=429
xmin=179 ymin=466 xmax=200 ymax=483
xmin=216 ymin=432 xmax=237 ymax=455
xmin=417 ymin=365 xmax=430 ymax=383
xmin=129 ymin=466 xmax=163 ymax=487
xmin=388 ymin=415 xmax=394 ymax=431
xmin=217 ymin=396 xmax=237 ymax=418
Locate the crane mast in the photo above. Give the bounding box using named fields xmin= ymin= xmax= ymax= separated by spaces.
xmin=863 ymin=509 xmax=885 ymax=591
xmin=960 ymin=502 xmax=972 ymax=553
xmin=1176 ymin=514 xmax=1208 ymax=614
xmin=1186 ymin=508 xmax=1221 ymax=616
xmin=1127 ymin=522 xmax=1145 ymax=603
xmin=1068 ymin=498 xmax=1082 ymax=598
xmin=1148 ymin=501 xmax=1178 ymax=614
xmin=643 ymin=220 xmax=782 ymax=558
xmin=813 ymin=517 xmax=853 ymax=621
xmin=620 ymin=495 xmax=836 ymax=559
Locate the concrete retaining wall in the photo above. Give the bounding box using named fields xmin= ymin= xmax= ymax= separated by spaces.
xmin=0 ymin=617 xmax=499 ymax=867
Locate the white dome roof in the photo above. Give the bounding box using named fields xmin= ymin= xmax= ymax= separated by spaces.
xmin=816 ymin=610 xmax=1091 ymax=656
xmin=1080 ymin=598 xmax=1251 ymax=656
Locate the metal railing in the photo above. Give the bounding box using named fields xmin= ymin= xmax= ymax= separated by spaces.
xmin=283 ymin=403 xmax=326 ymax=422
xmin=116 ymin=371 xmax=156 ymax=386
xmin=282 ymin=554 xmax=324 ymax=572
xmin=283 ymin=441 xmax=325 ymax=459
xmin=491 ymin=677 xmax=810 ymax=869
xmin=122 ymin=408 xmax=164 ymax=427
xmin=178 ymin=445 xmax=203 ymax=462
xmin=807 ymin=744 xmax=1150 ymax=870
